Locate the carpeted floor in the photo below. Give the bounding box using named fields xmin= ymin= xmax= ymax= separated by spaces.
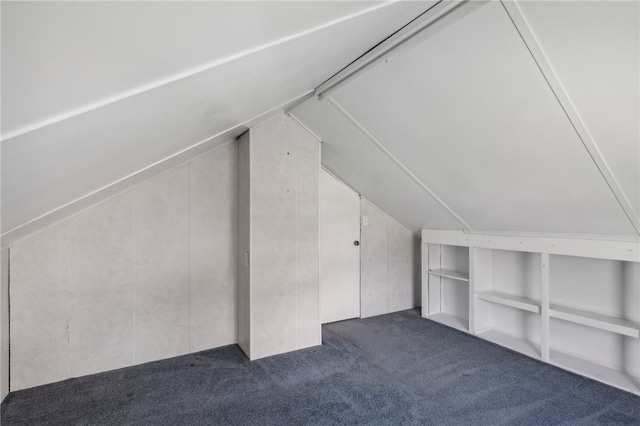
xmin=2 ymin=309 xmax=639 ymax=425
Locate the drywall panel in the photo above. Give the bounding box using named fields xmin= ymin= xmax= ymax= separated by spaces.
xmin=291 ymin=98 xmax=464 ymax=233
xmin=134 ymin=165 xmax=190 ymax=363
xmin=293 ymin=124 xmax=321 ymax=349
xmin=361 ymin=199 xmax=420 ymax=318
xmin=387 ymin=220 xmax=418 ymax=312
xmin=8 ymin=143 xmax=239 ymax=390
xmin=238 ymin=114 xmax=320 ymax=360
xmin=248 ymin=115 xmax=321 ymax=359
xmin=189 ymin=143 xmax=237 ymax=352
xmin=250 ymin=120 xmax=299 ymax=358
xmin=236 ymin=133 xmax=251 ymax=357
xmin=67 ymin=193 xmax=134 ymax=377
xmin=2 ymin=1 xmax=397 ymax=133
xmin=1 ymin=249 xmax=8 ymax=400
xmin=518 ymin=0 xmax=640 ymax=216
xmin=10 ymin=223 xmax=70 ymax=391
xmin=361 ymin=200 xmax=388 ymax=318
xmin=331 ymin=1 xmax=636 ymax=235
xmin=2 ymin=1 xmax=432 ymax=235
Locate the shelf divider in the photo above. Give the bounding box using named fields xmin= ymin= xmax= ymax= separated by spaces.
xmin=550 ymin=304 xmax=640 ymax=338
xmin=427 ymin=268 xmax=469 ymax=282
xmin=476 ymin=291 xmax=540 ymax=314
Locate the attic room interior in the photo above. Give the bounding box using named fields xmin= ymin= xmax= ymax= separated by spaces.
xmin=1 ymin=0 xmax=639 ymax=424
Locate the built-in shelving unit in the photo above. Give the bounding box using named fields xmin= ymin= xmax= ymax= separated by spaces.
xmin=421 ymin=230 xmax=640 ymax=395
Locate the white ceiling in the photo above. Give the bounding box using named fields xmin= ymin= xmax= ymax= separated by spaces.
xmin=1 ymin=0 xmax=435 ymax=235
xmin=3 ymin=0 xmax=638 ymax=239
xmin=292 ymin=0 xmax=639 ymax=236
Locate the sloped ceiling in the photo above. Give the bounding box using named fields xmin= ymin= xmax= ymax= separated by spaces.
xmin=292 ymin=0 xmax=640 ymax=237
xmin=1 ymin=0 xmax=436 ymax=236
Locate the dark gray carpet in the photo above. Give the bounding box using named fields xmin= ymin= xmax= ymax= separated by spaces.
xmin=2 ymin=309 xmax=639 ymax=425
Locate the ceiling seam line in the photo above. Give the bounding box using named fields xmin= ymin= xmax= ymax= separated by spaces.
xmin=0 ymin=2 xmax=397 ymax=143
xmin=500 ymin=0 xmax=640 ymax=236
xmin=1 ymin=91 xmax=313 ymax=247
xmin=287 ymin=112 xmax=323 ymax=143
xmin=327 ymin=97 xmax=472 ymax=231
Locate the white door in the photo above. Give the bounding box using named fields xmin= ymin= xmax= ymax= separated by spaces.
xmin=320 ymin=168 xmax=361 ymax=324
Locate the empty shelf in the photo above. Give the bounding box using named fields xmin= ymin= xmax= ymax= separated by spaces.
xmin=476 ymin=328 xmax=540 ymax=359
xmin=550 ymin=304 xmax=640 ymax=338
xmin=476 ymin=291 xmax=540 ymax=314
xmin=550 ymin=349 xmax=640 ymax=395
xmin=427 ymin=269 xmax=469 ymax=282
xmin=425 ymin=312 xmax=468 ymax=332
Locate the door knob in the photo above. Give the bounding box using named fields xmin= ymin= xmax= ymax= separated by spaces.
xmin=354 ymin=241 xmax=360 ymax=246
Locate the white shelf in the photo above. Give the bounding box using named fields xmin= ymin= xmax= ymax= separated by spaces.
xmin=476 ymin=328 xmax=540 ymax=359
xmin=476 ymin=291 xmax=540 ymax=314
xmin=427 ymin=269 xmax=469 ymax=282
xmin=550 ymin=304 xmax=640 ymax=338
xmin=426 ymin=312 xmax=468 ymax=333
xmin=550 ymin=349 xmax=640 ymax=395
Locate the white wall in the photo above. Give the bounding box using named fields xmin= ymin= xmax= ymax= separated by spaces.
xmin=237 ymin=114 xmax=321 ymax=360
xmin=1 ymin=249 xmax=9 ymax=401
xmin=9 ymin=142 xmax=237 ymax=391
xmin=360 ymin=198 xmax=420 ymax=318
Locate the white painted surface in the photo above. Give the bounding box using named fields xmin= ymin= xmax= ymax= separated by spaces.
xmin=1 ymin=249 xmax=9 ymax=401
xmin=440 ymin=246 xmax=469 ymax=327
xmin=292 ymin=1 xmax=639 ymax=237
xmin=134 ymin=166 xmax=190 ymax=364
xmin=1 ymin=1 xmax=431 ymax=235
xmin=476 ymin=291 xmax=540 ymax=314
xmin=427 ymin=269 xmax=468 ymax=282
xmin=518 ymin=0 xmax=640 ymax=217
xmin=422 ymin=230 xmax=640 ymax=394
xmin=1 ymin=98 xmax=295 ymax=249
xmin=68 ymin=193 xmax=135 ymax=377
xmin=1 ymin=1 xmax=390 ymax=133
xmin=290 ymin=99 xmax=464 ymax=234
xmin=9 ymin=143 xmax=238 ymax=390
xmin=422 ymin=229 xmax=640 ymax=262
xmin=331 ymin=1 xmax=634 ymax=235
xmin=361 ymin=201 xmax=389 ymax=318
xmin=237 ymin=114 xmax=321 ymax=360
xmin=11 ymin=222 xmax=71 ymax=390
xmin=361 ymin=199 xmax=420 ymax=318
xmin=189 ymin=144 xmax=237 ymax=352
xmin=236 ymin=132 xmax=251 ymax=358
xmin=319 ymin=170 xmax=360 ymax=324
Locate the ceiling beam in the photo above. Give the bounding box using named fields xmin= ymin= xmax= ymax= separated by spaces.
xmin=315 ymin=0 xmax=491 ymax=101
xmin=327 ymin=97 xmax=472 ymax=231
xmin=501 ymin=0 xmax=640 ymax=236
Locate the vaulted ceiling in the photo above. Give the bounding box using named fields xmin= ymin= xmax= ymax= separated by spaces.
xmin=291 ymin=0 xmax=640 ymax=237
xmin=2 ymin=0 xmax=639 ymax=241
xmin=1 ymin=0 xmax=435 ymax=238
